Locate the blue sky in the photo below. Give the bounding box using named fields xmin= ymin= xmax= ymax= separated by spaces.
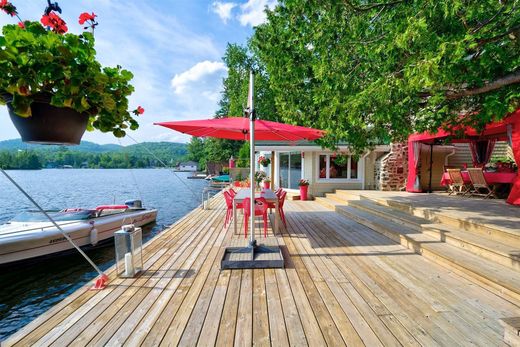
xmin=0 ymin=0 xmax=277 ymax=145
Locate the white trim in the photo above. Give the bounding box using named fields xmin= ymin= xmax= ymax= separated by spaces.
xmin=277 ymin=150 xmax=303 ymax=189
xmin=360 ymin=151 xmax=370 ymax=190
xmin=255 ymin=144 xmax=391 ymax=152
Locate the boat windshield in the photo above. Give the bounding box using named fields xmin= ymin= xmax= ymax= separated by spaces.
xmin=11 ymin=210 xmax=95 ymax=222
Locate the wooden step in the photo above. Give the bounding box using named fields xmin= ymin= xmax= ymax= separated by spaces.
xmin=332 ymin=204 xmax=520 ymax=305
xmin=500 ymin=317 xmax=520 ymax=347
xmin=347 ymin=199 xmax=428 ymax=232
xmin=422 ymin=224 xmax=520 ymax=272
xmin=314 ymin=196 xmax=340 ymax=210
xmin=346 ymin=199 xmax=520 ymax=270
xmin=356 ymin=194 xmax=520 ymax=247
xmin=324 ymin=193 xmax=347 ymax=204
xmin=334 ymin=190 xmax=362 ymax=201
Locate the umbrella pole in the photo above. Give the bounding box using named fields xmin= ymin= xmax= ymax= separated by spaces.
xmin=220 ymin=70 xmax=284 ymax=269
xmin=249 ymin=70 xmax=256 ymax=247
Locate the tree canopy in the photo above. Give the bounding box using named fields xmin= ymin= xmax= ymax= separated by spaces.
xmin=251 ymin=0 xmax=520 ymax=152
xmin=188 ymin=43 xmax=280 ymax=168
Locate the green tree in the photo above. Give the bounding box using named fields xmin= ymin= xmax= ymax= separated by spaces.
xmin=252 ymin=1 xmax=520 ymax=152
xmin=237 ymin=142 xmax=250 ymax=168
xmin=187 ymin=137 xmax=204 ymax=164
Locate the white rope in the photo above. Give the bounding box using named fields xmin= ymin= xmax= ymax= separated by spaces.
xmin=125 ymin=133 xmax=201 ymax=201
xmin=0 ymin=168 xmax=104 ymax=277
xmin=117 ymin=138 xmax=144 ymax=203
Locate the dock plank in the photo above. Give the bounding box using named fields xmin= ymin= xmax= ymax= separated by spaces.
xmin=215 ymin=270 xmax=241 ymax=347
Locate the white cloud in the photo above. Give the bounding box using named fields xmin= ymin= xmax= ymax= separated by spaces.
xmin=238 ymin=0 xmax=277 ymax=27
xmin=171 ymin=61 xmax=227 ymax=94
xmin=211 ymin=1 xmax=237 ymax=24
xmin=165 ymin=61 xmax=228 ymax=123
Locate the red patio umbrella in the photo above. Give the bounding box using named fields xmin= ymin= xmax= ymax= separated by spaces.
xmin=155 ymin=117 xmax=324 ymax=142
xmin=155 ymin=71 xmax=325 ymax=268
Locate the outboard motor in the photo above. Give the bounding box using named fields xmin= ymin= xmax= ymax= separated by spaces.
xmin=124 ymin=199 xmax=142 ymax=209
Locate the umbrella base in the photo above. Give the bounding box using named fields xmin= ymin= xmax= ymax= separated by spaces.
xmin=221 ymin=242 xmax=284 ymax=269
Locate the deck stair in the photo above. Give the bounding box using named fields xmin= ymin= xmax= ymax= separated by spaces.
xmin=315 ymin=191 xmax=520 ymax=304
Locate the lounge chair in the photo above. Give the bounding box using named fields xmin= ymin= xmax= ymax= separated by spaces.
xmin=466 ymin=168 xmax=498 ymax=199
xmin=446 ymin=169 xmax=470 ymax=196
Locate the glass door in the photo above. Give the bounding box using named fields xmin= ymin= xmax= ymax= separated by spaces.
xmin=279 ymin=151 xmax=302 ymax=189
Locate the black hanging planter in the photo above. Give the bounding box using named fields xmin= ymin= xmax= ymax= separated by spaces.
xmin=4 ymin=94 xmax=89 ymax=146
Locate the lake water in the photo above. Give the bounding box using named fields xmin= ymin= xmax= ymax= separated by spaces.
xmin=0 ymin=169 xmax=209 ymax=340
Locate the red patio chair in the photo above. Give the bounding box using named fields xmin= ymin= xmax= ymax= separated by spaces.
xmin=278 ymin=191 xmax=288 ymax=227
xmin=267 ymin=190 xmax=287 ymax=228
xmin=243 ymin=197 xmax=269 ymax=238
xmin=223 ymin=191 xmax=237 ymax=228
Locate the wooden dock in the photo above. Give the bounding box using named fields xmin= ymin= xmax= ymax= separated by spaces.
xmin=3 ymin=191 xmax=520 ymax=346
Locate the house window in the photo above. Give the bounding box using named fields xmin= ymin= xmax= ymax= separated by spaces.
xmin=318 ymin=154 xmax=359 ymax=180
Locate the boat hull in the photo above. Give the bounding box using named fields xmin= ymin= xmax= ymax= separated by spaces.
xmin=0 ymin=209 xmax=158 ymax=266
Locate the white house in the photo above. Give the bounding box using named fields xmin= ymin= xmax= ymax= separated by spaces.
xmin=179 ymin=161 xmax=198 ymax=172
xmin=255 ymin=142 xmax=390 ymax=198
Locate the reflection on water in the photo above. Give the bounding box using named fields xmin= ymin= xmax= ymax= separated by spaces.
xmin=0 ymin=169 xmax=207 ymax=340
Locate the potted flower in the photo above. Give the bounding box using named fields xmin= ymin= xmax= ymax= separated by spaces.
xmin=0 ymin=1 xmax=143 ymax=145
xmin=234 ymin=172 xmax=243 ymax=187
xmin=254 ymin=170 xmax=266 ymax=190
xmin=298 ymin=179 xmax=310 ymax=200
xmin=258 ymin=155 xmax=270 ymax=168
xmin=263 ymin=177 xmax=271 ymax=190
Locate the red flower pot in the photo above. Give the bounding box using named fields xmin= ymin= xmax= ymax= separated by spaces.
xmin=299 ymin=185 xmax=309 ymax=201
xmin=263 ymin=181 xmax=271 ymax=189
xmin=234 ymin=181 xmax=242 ymax=187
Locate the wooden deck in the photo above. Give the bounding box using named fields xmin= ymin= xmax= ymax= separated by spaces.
xmin=3 ymin=193 xmax=520 ymax=346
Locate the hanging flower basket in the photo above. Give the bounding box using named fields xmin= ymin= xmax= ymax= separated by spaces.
xmin=258 ymin=155 xmax=270 ymax=167
xmin=0 ymin=1 xmax=144 ymax=145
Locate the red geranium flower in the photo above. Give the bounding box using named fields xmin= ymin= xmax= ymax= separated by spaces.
xmin=0 ymin=0 xmax=17 ymax=16
xmin=78 ymin=12 xmax=96 ymax=25
xmin=41 ymin=12 xmax=68 ymax=34
xmin=132 ymin=106 xmax=145 ymax=116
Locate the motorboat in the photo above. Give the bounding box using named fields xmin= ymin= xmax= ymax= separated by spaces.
xmin=0 ymin=200 xmax=158 ymax=266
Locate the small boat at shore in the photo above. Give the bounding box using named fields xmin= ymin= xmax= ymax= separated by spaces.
xmin=0 ymin=200 xmax=157 ymax=266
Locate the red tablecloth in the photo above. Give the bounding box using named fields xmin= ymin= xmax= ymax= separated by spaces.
xmin=440 ymin=171 xmax=517 ymax=186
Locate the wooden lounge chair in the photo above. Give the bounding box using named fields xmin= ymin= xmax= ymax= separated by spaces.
xmin=446 ymin=169 xmax=470 ymax=196
xmin=466 ymin=168 xmax=498 ymax=199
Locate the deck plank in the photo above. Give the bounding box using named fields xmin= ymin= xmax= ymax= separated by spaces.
xmin=196 ymin=267 xmax=232 ymax=347
xmin=215 ymin=270 xmax=241 ymax=347
xmin=264 ymin=269 xmax=289 ymax=347
xmin=234 ymin=269 xmax=253 ymax=347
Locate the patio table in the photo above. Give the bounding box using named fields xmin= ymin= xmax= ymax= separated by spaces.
xmin=441 ymin=171 xmax=517 ymax=186
xmin=233 ymin=188 xmax=279 ymax=236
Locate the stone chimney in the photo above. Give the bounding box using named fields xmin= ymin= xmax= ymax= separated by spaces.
xmin=379 ymin=143 xmax=409 ymax=191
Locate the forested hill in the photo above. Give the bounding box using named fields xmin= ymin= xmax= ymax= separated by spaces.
xmin=0 ymin=139 xmax=188 ymax=169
